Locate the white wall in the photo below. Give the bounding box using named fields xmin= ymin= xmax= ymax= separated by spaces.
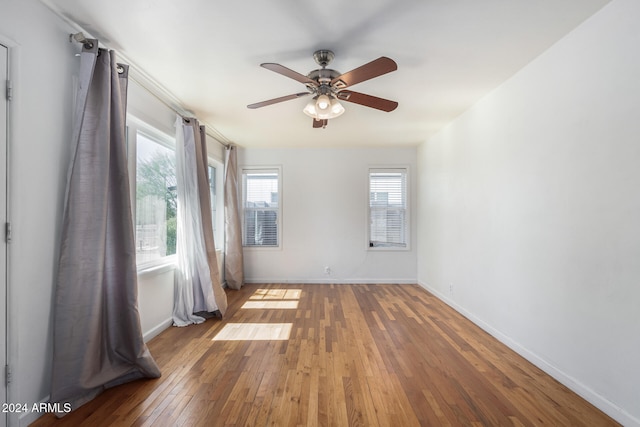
xmin=238 ymin=147 xmax=417 ymax=284
xmin=416 ymin=0 xmax=640 ymax=425
xmin=1 ymin=1 xmax=78 ymax=425
xmin=138 ymin=267 xmax=174 ymax=342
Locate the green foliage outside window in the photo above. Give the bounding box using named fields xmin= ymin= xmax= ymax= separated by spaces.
xmin=136 ymin=150 xmax=177 ymax=258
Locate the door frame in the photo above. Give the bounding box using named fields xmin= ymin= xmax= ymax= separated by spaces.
xmin=0 ymin=34 xmax=14 ymax=427
xmin=0 ymin=41 xmax=8 ymax=427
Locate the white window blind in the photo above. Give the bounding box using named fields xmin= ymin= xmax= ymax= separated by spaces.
xmin=242 ymin=168 xmax=280 ymax=247
xmin=369 ymin=168 xmax=407 ymax=248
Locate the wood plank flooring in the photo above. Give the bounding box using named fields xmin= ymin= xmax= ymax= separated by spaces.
xmin=31 ymin=283 xmax=619 ymax=426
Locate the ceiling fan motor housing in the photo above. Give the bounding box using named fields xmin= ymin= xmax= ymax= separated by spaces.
xmin=307 ymin=68 xmax=341 ymax=86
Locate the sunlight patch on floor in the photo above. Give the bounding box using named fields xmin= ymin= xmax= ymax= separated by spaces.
xmin=241 ymin=300 xmax=299 ymax=309
xmin=250 ymin=288 xmax=302 ymax=300
xmin=212 ymin=323 xmax=293 ymax=341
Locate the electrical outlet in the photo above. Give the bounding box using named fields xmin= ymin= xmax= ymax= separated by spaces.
xmin=324 ymin=266 xmax=331 ymax=275
xmin=449 ymin=283 xmax=453 ymax=294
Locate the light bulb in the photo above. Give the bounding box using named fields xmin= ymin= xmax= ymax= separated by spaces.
xmin=316 ymin=94 xmax=331 ymax=111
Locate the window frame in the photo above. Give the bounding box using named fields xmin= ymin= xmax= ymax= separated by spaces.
xmin=367 ymin=166 xmax=410 ymax=251
xmin=126 ymin=115 xmax=178 ymax=273
xmin=240 ymin=165 xmax=283 ymax=250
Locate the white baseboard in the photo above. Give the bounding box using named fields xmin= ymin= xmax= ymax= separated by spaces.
xmin=243 ymin=278 xmax=417 ymax=285
xmin=143 ymin=317 xmax=173 ymax=342
xmin=17 ymin=395 xmax=50 ymax=427
xmin=416 ymin=281 xmax=639 ymax=427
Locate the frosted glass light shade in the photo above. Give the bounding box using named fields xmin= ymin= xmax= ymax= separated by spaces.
xmin=330 ymin=97 xmax=345 ymax=116
xmin=302 ymin=95 xmax=345 ymax=120
xmin=303 ymin=99 xmax=317 ymax=117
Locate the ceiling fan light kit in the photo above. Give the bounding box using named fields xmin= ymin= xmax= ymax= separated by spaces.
xmin=248 ymin=49 xmax=398 ymax=128
xmin=303 ymin=94 xmax=346 ymax=120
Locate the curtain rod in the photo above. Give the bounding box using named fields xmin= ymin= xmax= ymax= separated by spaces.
xmin=128 ymin=77 xmax=232 ymax=149
xmin=68 ymin=32 xmax=233 ymax=149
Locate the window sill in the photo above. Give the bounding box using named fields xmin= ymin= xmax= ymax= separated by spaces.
xmin=242 ymin=245 xmax=281 ymax=251
xmin=367 ymin=245 xmax=410 ymax=252
xmin=137 ymin=255 xmax=177 ymax=278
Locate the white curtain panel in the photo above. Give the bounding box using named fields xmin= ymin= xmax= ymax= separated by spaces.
xmin=173 ymin=116 xmax=228 ymax=326
xmin=52 ymin=43 xmax=160 ymax=415
xmin=224 ymin=145 xmax=244 ymax=289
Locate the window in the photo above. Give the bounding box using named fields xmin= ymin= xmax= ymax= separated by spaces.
xmin=368 ymin=168 xmax=408 ymax=249
xmin=127 ymin=120 xmax=177 ymax=268
xmin=241 ymin=167 xmax=281 ymax=247
xmin=208 ymin=161 xmax=224 ymax=248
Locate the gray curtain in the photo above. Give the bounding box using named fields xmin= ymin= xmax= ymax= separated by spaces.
xmin=224 ymin=146 xmax=244 ymax=289
xmin=52 ymin=43 xmax=160 ymax=414
xmin=173 ymin=117 xmax=228 ymax=326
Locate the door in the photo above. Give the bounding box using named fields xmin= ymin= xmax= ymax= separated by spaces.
xmin=0 ymin=42 xmax=8 ymax=427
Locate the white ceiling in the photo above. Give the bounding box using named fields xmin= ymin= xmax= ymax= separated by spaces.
xmin=43 ymin=0 xmax=611 ymax=148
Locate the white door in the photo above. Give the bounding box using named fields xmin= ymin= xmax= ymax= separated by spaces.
xmin=0 ymin=42 xmax=8 ymax=427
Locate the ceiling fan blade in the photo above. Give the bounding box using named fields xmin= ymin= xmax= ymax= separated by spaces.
xmin=261 ymin=63 xmax=318 ymax=86
xmin=247 ymin=92 xmax=311 ymax=109
xmin=312 ymin=118 xmax=328 ymax=128
xmin=330 ymin=57 xmax=397 ymax=89
xmin=337 ymin=90 xmax=398 ymax=112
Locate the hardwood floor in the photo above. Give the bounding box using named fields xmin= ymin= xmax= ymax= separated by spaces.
xmin=31 ymin=283 xmax=619 ymax=426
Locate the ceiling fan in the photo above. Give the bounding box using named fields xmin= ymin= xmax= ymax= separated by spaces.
xmin=247 ymin=50 xmax=398 ymax=128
